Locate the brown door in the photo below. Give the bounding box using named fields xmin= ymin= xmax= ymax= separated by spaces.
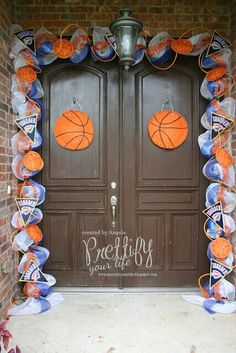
xmin=41 ymin=60 xmax=121 ymax=286
xmin=122 ymin=56 xmax=208 ymax=286
xmin=42 ymin=56 xmax=208 ymax=287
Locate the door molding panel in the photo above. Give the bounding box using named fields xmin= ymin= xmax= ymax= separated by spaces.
xmin=44 ymin=189 xmax=106 ymax=210
xmin=167 ymin=211 xmax=199 ymax=271
xmin=136 ymin=213 xmax=165 ymax=271
xmin=137 ymin=189 xmax=199 ymax=210
xmin=43 ymin=210 xmax=73 ymax=272
xmin=42 ymin=62 xmax=108 ymax=186
xmin=135 ymin=63 xmax=200 ymax=187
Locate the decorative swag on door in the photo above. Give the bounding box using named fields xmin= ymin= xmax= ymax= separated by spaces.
xmin=8 ymin=14 xmax=236 ymax=316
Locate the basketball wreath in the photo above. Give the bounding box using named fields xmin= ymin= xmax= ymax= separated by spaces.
xmin=54 ymin=110 xmax=94 ymax=150
xmin=8 ymin=23 xmax=236 ymax=315
xmin=147 ymin=104 xmax=188 ymax=149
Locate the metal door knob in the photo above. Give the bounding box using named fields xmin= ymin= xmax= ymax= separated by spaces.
xmin=110 ymin=195 xmax=118 ymax=227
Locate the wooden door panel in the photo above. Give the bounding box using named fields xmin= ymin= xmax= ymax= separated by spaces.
xmin=167 ymin=212 xmax=198 ymax=271
xmin=44 ymin=190 xmax=105 ymax=210
xmin=136 ymin=213 xmax=165 ymax=270
xmin=137 ymin=189 xmax=199 ymax=210
xmin=77 ymin=213 xmax=106 ymax=271
xmin=43 ymin=211 xmax=73 ymax=271
xmin=136 ymin=65 xmax=199 ymax=187
xmin=75 ymin=212 xmax=118 ymax=286
xmin=43 ymin=64 xmax=106 ymax=186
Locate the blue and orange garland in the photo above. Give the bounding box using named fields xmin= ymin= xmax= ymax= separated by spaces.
xmin=9 ymin=24 xmax=236 ymax=314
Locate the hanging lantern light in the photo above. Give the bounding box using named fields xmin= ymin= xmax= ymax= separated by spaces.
xmin=109 ymin=8 xmax=143 ymax=71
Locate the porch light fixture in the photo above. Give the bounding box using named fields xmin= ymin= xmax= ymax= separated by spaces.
xmin=109 ymin=8 xmax=143 ymax=71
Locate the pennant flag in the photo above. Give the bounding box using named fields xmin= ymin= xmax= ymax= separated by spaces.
xmin=206 ymin=31 xmax=231 ymax=58
xmin=15 ymin=114 xmax=38 ymax=144
xmin=19 ymin=260 xmax=48 ymax=283
xmin=210 ymin=112 xmax=234 ymax=141
xmin=15 ymin=197 xmax=38 ymax=227
xmin=202 ymin=201 xmax=225 ymax=231
xmin=14 ymin=28 xmax=35 ymax=54
xmin=105 ymin=33 xmax=118 ymax=56
xmin=209 ymin=258 xmax=232 ymax=289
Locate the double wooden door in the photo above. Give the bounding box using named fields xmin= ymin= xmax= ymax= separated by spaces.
xmin=42 ymin=56 xmax=208 ymax=287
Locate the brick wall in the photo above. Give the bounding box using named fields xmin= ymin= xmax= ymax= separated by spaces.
xmin=0 ymin=0 xmax=18 ymax=319
xmin=15 ymin=0 xmax=231 ymax=37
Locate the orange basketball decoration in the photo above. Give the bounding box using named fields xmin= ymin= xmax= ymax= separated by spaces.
xmin=148 ymin=110 xmax=188 ymax=149
xmin=22 ymin=151 xmax=44 ymax=171
xmin=206 ymin=66 xmax=226 ymax=81
xmin=211 ymin=133 xmax=228 ymax=154
xmin=210 ymin=238 xmax=232 ymax=259
xmin=54 ymin=110 xmax=94 ymax=150
xmin=215 ymin=147 xmax=233 ymax=167
xmin=16 ymin=66 xmax=37 ymax=83
xmin=27 ymin=224 xmax=43 ymax=243
xmin=23 ymin=283 xmax=41 ymax=298
xmin=53 ymin=39 xmax=75 ymax=59
xmin=171 ymin=39 xmax=193 ymax=54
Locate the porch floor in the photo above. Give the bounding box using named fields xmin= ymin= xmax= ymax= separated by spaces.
xmin=7 ymin=292 xmax=236 ymax=353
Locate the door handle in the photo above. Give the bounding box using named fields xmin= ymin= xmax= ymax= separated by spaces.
xmin=110 ymin=195 xmax=118 ymax=228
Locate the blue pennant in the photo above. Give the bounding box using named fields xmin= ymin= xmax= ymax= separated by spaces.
xmin=210 ymin=112 xmax=233 ymax=141
xmin=206 ymin=31 xmax=231 ymax=58
xmin=209 ymin=259 xmax=232 ymax=289
xmin=15 ymin=114 xmax=38 ymax=144
xmin=14 ymin=28 xmax=35 ymax=54
xmin=203 ymin=201 xmax=225 ymax=231
xmin=19 ymin=260 xmax=48 ymax=284
xmin=105 ymin=33 xmax=118 ymax=56
xmin=15 ymin=197 xmax=38 ymax=227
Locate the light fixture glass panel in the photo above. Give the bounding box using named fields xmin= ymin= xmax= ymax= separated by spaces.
xmin=109 ymin=9 xmax=143 ymax=70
